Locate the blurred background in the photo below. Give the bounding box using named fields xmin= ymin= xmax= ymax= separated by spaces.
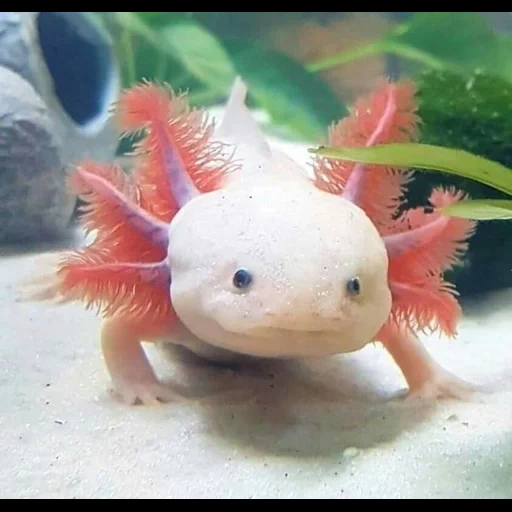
xmin=92 ymin=11 xmax=512 ymax=296
xmin=93 ymin=12 xmax=512 ymax=142
xmin=3 ymin=12 xmax=512 ymax=296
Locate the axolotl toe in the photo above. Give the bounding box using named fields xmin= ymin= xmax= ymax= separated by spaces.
xmin=23 ymin=77 xmax=477 ymax=406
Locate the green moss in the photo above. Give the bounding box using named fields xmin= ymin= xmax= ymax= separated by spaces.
xmin=408 ymin=69 xmax=512 ymax=296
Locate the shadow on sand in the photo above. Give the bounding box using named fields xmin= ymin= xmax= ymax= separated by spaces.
xmin=157 ymin=345 xmax=443 ymax=461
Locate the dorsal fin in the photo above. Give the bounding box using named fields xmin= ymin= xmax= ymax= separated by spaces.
xmin=216 ymin=77 xmax=272 ymax=158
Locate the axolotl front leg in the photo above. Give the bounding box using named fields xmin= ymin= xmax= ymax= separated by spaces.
xmin=376 ymin=203 xmax=478 ymax=401
xmin=379 ymin=322 xmax=475 ymax=401
xmin=99 ymin=315 xmax=242 ymax=405
xmin=99 ymin=318 xmax=176 ymax=405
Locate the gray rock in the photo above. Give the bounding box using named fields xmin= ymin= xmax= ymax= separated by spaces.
xmin=0 ymin=12 xmax=119 ymax=166
xmin=0 ymin=66 xmax=73 ymax=243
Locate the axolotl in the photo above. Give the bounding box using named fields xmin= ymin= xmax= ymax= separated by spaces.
xmin=25 ymin=77 xmax=477 ymax=405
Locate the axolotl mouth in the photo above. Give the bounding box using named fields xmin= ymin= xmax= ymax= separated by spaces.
xmin=181 ymin=319 xmax=390 ymax=359
xmin=171 ymin=293 xmax=393 ymax=359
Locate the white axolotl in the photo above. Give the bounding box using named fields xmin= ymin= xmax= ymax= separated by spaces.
xmin=24 ymin=77 xmax=477 ymax=405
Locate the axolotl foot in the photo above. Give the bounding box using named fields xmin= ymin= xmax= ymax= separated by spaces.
xmin=403 ymin=365 xmax=476 ymax=402
xmin=109 ymin=375 xmax=175 ymax=406
xmin=381 ymin=324 xmax=477 ymax=403
xmin=101 ymin=319 xmax=176 ymax=406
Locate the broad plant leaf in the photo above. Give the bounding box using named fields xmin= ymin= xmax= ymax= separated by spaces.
xmin=99 ymin=13 xmax=346 ymax=141
xmin=222 ymin=38 xmax=347 ymax=142
xmin=311 ymin=143 xmax=512 ymax=197
xmin=392 ymin=12 xmax=512 ymax=79
xmin=442 ymin=199 xmax=512 ymax=220
xmin=160 ymin=20 xmax=236 ymax=93
xmin=398 ymin=69 xmax=512 ymax=210
xmin=134 ymin=12 xmax=193 ymax=26
xmin=111 ymin=13 xmax=234 ymax=94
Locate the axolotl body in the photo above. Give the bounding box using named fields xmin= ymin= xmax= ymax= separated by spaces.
xmin=26 ymin=77 xmax=477 ymax=405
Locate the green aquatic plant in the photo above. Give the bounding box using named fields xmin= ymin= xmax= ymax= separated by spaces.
xmin=311 ymin=142 xmax=512 ymax=220
xmin=88 ymin=12 xmax=512 ymax=295
xmin=93 ymin=12 xmax=512 ymax=145
xmin=310 ymin=67 xmax=512 ymax=294
xmin=311 ymin=67 xmax=512 ymax=222
xmin=308 ymin=12 xmax=512 ymax=84
xmin=91 ymin=11 xmax=347 ymax=142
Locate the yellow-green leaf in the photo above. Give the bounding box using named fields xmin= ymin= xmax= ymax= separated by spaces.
xmin=310 ymin=143 xmax=512 ymax=197
xmin=442 ymin=199 xmax=512 ymax=220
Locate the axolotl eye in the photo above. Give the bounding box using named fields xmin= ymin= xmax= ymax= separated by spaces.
xmin=346 ymin=276 xmax=361 ymax=297
xmin=233 ymin=268 xmax=253 ymax=290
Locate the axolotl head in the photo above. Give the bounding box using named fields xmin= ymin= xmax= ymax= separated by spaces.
xmin=168 ymin=180 xmax=392 ymax=359
xmin=164 ymin=77 xmax=392 ymax=359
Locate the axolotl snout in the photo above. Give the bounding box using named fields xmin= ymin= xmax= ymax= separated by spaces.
xmin=24 ymin=77 xmax=476 ymax=405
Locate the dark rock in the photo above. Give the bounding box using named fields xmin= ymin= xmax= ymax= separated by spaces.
xmin=0 ymin=66 xmax=73 ymax=243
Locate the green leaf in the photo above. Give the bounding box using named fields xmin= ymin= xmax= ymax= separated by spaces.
xmin=309 ymin=12 xmax=512 ymax=83
xmin=222 ymin=38 xmax=347 ymax=142
xmin=391 ymin=12 xmax=512 ymax=74
xmin=103 ymin=13 xmax=234 ymax=101
xmin=310 ymin=143 xmax=512 ymax=196
xmin=396 ymin=69 xmax=512 ymax=208
xmin=129 ymin=37 xmax=199 ymax=89
xmin=109 ymin=13 xmax=233 ymax=93
xmin=134 ymin=12 xmax=193 ymax=26
xmin=112 ymin=11 xmax=162 ymax=44
xmin=95 ymin=13 xmax=348 ymax=142
xmin=442 ymin=199 xmax=512 ymax=220
xmin=160 ymin=20 xmax=236 ymax=93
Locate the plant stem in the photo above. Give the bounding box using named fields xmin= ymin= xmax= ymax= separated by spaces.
xmin=306 ymin=40 xmax=385 ymax=72
xmin=306 ymin=39 xmax=447 ymax=73
xmin=120 ymin=28 xmax=136 ymax=86
xmin=155 ymin=53 xmax=168 ymax=82
xmin=114 ymin=11 xmax=161 ymax=45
